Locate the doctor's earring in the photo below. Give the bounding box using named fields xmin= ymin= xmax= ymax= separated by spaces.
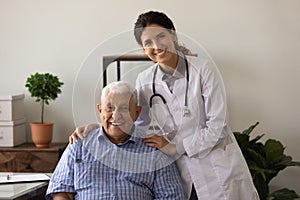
xmin=174 ymin=40 xmax=179 ymax=48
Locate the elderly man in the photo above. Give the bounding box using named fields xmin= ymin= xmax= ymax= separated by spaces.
xmin=46 ymin=81 xmax=185 ymax=200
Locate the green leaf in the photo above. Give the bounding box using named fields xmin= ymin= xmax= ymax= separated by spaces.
xmin=250 ymin=134 xmax=265 ymax=144
xmin=289 ymin=161 xmax=300 ymax=167
xmin=265 ymin=139 xmax=285 ymax=163
xmin=253 ymin=174 xmax=269 ymax=200
xmin=269 ymin=188 xmax=300 ymax=200
xmin=233 ymin=132 xmax=250 ymax=149
xmin=242 ymin=121 xmax=259 ymax=135
xmin=246 ymin=148 xmax=267 ymax=168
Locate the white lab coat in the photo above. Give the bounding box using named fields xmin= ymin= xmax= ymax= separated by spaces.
xmin=135 ymin=54 xmax=259 ymax=200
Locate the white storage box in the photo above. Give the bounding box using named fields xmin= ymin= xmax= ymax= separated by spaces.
xmin=0 ymin=118 xmax=26 ymax=147
xmin=0 ymin=94 xmax=25 ymax=121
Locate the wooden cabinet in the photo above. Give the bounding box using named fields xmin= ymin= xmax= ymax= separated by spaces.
xmin=0 ymin=143 xmax=67 ymax=173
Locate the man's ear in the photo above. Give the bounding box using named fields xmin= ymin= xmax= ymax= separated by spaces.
xmin=97 ymin=104 xmax=102 ymax=114
xmin=134 ymin=105 xmax=142 ymax=121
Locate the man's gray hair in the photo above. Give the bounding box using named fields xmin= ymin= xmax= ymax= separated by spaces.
xmin=101 ymin=81 xmax=138 ymax=104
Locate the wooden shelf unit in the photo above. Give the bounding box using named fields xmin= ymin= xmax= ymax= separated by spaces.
xmin=0 ymin=143 xmax=67 ymax=173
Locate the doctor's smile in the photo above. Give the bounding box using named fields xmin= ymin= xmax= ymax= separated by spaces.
xmin=153 ymin=48 xmax=167 ymax=57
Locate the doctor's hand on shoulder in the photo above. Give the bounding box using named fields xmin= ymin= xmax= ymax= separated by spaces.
xmin=142 ymin=134 xmax=177 ymax=155
xmin=69 ymin=123 xmax=99 ymax=144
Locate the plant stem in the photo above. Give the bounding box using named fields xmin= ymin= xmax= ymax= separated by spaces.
xmin=41 ymin=100 xmax=44 ymax=124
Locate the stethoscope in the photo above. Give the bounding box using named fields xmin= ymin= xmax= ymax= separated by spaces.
xmin=149 ymin=55 xmax=191 ymax=117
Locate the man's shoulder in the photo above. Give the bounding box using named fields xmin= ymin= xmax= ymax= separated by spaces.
xmin=131 ymin=136 xmax=156 ymax=152
xmin=131 ymin=136 xmax=174 ymax=161
xmin=81 ymin=127 xmax=101 ymax=146
xmin=68 ymin=127 xmax=101 ymax=153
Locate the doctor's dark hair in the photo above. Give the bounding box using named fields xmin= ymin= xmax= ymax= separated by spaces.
xmin=134 ymin=11 xmax=192 ymax=55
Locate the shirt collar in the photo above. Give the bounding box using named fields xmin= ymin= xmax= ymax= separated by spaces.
xmin=98 ymin=125 xmax=138 ymax=146
xmin=158 ymin=51 xmax=186 ymax=81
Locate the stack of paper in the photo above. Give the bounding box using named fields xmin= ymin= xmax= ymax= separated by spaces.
xmin=0 ymin=173 xmax=50 ymax=184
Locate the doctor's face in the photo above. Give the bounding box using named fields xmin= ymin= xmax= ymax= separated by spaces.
xmin=97 ymin=92 xmax=141 ymax=144
xmin=140 ymin=24 xmax=177 ymax=67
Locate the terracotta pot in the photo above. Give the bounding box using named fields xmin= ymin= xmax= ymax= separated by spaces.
xmin=30 ymin=122 xmax=53 ymax=148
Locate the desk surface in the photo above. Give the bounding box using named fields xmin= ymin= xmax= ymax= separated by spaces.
xmin=0 ymin=173 xmax=50 ymax=200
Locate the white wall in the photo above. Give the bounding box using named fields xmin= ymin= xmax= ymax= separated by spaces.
xmin=1 ymin=0 xmax=299 ymax=194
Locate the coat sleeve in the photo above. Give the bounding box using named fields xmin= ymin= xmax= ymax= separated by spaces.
xmin=181 ymin=58 xmax=230 ymax=159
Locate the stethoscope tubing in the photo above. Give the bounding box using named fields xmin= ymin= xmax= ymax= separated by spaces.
xmin=149 ymin=93 xmax=166 ymax=107
xmin=150 ymin=55 xmax=189 ymax=108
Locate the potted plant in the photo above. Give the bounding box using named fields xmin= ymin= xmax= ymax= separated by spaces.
xmin=25 ymin=72 xmax=64 ymax=147
xmin=234 ymin=122 xmax=300 ymax=200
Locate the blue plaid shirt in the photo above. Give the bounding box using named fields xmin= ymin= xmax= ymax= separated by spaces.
xmin=46 ymin=126 xmax=185 ymax=200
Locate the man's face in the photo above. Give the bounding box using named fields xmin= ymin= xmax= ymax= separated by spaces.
xmin=97 ymin=92 xmax=141 ymax=144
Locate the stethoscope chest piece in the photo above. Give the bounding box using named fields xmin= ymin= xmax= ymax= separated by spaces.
xmin=183 ymin=106 xmax=191 ymax=117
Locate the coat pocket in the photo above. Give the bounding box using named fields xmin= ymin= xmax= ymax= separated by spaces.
xmin=210 ymin=142 xmax=250 ymax=185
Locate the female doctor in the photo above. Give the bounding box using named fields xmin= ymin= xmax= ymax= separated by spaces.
xmin=70 ymin=11 xmax=259 ymax=200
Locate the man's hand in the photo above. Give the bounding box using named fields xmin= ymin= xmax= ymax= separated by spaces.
xmin=53 ymin=192 xmax=74 ymax=200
